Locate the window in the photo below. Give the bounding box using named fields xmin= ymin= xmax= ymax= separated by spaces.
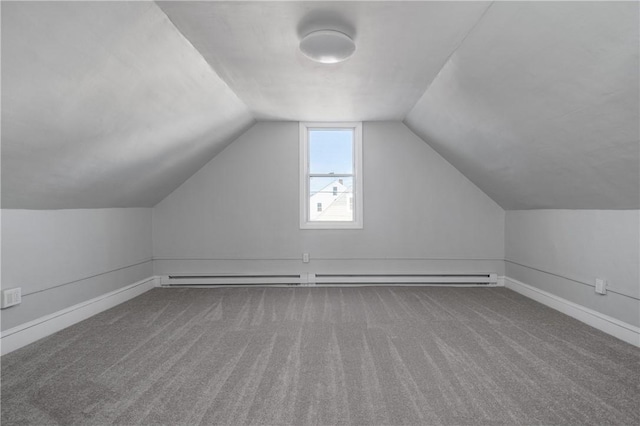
xmin=300 ymin=122 xmax=363 ymax=229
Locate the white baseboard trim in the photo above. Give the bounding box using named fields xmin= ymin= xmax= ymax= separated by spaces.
xmin=1 ymin=276 xmax=158 ymax=356
xmin=504 ymin=276 xmax=640 ymax=347
xmin=5 ymin=275 xmax=634 ymax=354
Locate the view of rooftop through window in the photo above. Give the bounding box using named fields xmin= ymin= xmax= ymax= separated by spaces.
xmin=308 ymin=129 xmax=354 ymax=221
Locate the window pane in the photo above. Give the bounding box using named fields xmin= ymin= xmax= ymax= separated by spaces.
xmin=309 ymin=176 xmax=354 ymax=222
xmin=309 ymin=129 xmax=353 ymax=174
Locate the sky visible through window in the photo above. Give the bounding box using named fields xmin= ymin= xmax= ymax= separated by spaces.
xmin=309 ymin=129 xmax=353 ymax=194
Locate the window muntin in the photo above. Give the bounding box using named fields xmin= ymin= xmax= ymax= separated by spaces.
xmin=300 ymin=122 xmax=363 ymax=229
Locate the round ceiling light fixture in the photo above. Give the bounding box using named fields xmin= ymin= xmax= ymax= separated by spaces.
xmin=299 ymin=30 xmax=356 ymax=64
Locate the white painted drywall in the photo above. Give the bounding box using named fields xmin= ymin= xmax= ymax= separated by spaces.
xmin=505 ymin=210 xmax=640 ymax=326
xmin=158 ymin=1 xmax=490 ymax=121
xmin=405 ymin=1 xmax=639 ymax=209
xmin=1 ymin=1 xmax=254 ymax=209
xmin=4 ymin=1 xmax=637 ymax=213
xmin=153 ymin=122 xmax=505 ymax=276
xmin=1 ymin=208 xmax=153 ymax=330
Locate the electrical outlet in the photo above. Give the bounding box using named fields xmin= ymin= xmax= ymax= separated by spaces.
xmin=595 ymin=278 xmax=607 ymax=295
xmin=302 ymin=253 xmax=310 ymax=263
xmin=1 ymin=287 xmax=22 ymax=308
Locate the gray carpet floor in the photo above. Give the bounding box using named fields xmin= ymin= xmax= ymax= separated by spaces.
xmin=1 ymin=286 xmax=639 ymax=425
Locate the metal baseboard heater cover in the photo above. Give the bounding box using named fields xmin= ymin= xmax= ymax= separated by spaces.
xmin=160 ymin=273 xmax=498 ymax=287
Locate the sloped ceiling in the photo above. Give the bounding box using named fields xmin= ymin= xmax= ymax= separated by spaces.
xmin=2 ymin=1 xmax=638 ymax=210
xmin=157 ymin=1 xmax=491 ymax=121
xmin=405 ymin=1 xmax=639 ymax=209
xmin=1 ymin=1 xmax=254 ymax=209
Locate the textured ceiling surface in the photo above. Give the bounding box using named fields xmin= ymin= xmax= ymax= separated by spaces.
xmin=405 ymin=1 xmax=639 ymax=209
xmin=1 ymin=1 xmax=254 ymax=209
xmin=157 ymin=1 xmax=490 ymax=121
xmin=1 ymin=1 xmax=638 ymax=210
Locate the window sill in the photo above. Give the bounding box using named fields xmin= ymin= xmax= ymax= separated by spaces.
xmin=300 ymin=221 xmax=363 ymax=230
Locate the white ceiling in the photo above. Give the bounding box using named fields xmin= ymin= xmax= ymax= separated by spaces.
xmin=405 ymin=1 xmax=639 ymax=209
xmin=1 ymin=1 xmax=254 ymax=209
xmin=157 ymin=1 xmax=491 ymax=121
xmin=2 ymin=1 xmax=638 ymax=210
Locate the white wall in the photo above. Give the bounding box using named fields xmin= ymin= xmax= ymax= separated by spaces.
xmin=506 ymin=210 xmax=640 ymax=326
xmin=1 ymin=208 xmax=153 ymax=331
xmin=153 ymin=121 xmax=505 ymax=276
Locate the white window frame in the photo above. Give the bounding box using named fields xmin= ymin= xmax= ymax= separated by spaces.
xmin=300 ymin=122 xmax=363 ymax=230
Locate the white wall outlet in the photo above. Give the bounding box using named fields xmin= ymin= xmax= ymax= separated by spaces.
xmin=302 ymin=253 xmax=310 ymax=263
xmin=1 ymin=287 xmax=22 ymax=308
xmin=595 ymin=278 xmax=607 ymax=295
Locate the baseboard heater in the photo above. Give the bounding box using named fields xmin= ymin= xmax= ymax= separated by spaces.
xmin=160 ymin=273 xmax=498 ymax=287
xmin=161 ymin=274 xmax=302 ymax=286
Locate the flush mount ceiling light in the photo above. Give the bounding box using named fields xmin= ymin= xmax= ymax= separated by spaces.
xmin=299 ymin=30 xmax=356 ymax=64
